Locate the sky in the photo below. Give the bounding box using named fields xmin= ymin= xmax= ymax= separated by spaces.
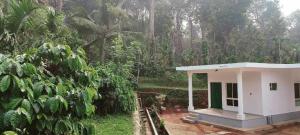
xmin=280 ymin=0 xmax=300 ymax=16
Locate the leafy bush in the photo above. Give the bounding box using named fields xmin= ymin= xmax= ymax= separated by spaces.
xmin=95 ymin=63 xmax=136 ymax=115
xmin=93 ymin=36 xmax=137 ymax=115
xmin=0 ymin=43 xmax=99 ymax=134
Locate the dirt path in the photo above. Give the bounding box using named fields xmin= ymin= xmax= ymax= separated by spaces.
xmin=160 ymin=109 xmax=300 ymax=135
xmin=161 ymin=110 xmax=244 ymax=135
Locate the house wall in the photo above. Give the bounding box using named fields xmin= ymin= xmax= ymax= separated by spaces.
xmin=207 ymin=70 xmax=263 ymax=115
xmin=243 ymin=71 xmax=263 ymax=115
xmin=261 ymin=69 xmax=294 ymax=116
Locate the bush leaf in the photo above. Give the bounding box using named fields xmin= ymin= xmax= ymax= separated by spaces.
xmin=22 ymin=63 xmax=37 ymax=76
xmin=1 ymin=75 xmax=11 ymax=92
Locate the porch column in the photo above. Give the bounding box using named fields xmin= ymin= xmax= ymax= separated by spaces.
xmin=237 ymin=70 xmax=245 ymax=119
xmin=208 ymin=79 xmax=211 ymax=108
xmin=188 ymin=71 xmax=194 ymax=111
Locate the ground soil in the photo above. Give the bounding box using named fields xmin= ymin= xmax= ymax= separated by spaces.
xmin=160 ymin=108 xmax=300 ymax=135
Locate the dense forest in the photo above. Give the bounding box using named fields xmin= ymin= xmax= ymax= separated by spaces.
xmin=1 ymin=0 xmax=300 ymax=78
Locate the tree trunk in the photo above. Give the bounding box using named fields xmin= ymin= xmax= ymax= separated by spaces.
xmin=49 ymin=0 xmax=63 ymax=11
xmin=189 ymin=16 xmax=193 ymax=48
xmin=175 ymin=11 xmax=183 ymax=64
xmin=189 ymin=16 xmax=197 ymax=65
xmin=148 ymin=0 xmax=155 ymax=58
xmin=100 ymin=38 xmax=106 ymax=63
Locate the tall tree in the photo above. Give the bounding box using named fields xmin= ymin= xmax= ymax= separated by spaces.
xmin=148 ymin=0 xmax=155 ymax=58
xmin=248 ymin=0 xmax=286 ymax=63
xmin=288 ymin=10 xmax=300 ymax=43
xmin=169 ymin=0 xmax=187 ymax=65
xmin=194 ymin=0 xmax=251 ymax=64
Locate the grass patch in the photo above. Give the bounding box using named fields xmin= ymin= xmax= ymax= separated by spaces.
xmin=81 ymin=114 xmax=133 ymax=135
xmin=138 ymin=83 xmax=206 ymax=91
xmin=138 ymin=77 xmax=207 ymax=89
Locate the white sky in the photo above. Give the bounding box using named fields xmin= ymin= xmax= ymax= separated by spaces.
xmin=280 ymin=0 xmax=300 ymax=16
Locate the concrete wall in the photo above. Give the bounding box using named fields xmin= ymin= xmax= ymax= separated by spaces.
xmin=243 ymin=71 xmax=263 ymax=115
xmin=197 ymin=112 xmax=267 ymax=128
xmin=261 ymin=69 xmax=294 ymax=116
xmin=208 ymin=70 xmax=263 ymax=115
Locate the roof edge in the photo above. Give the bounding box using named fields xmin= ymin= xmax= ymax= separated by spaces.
xmin=176 ymin=62 xmax=300 ymax=71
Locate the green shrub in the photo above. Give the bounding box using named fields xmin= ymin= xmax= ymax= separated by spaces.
xmin=93 ymin=36 xmax=137 ymax=115
xmin=95 ymin=62 xmax=136 ymax=115
xmin=0 ymin=43 xmax=99 ymax=134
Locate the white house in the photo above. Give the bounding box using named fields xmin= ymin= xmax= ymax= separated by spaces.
xmin=176 ymin=62 xmax=300 ymax=129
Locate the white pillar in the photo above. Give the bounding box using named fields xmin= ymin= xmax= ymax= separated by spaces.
xmin=208 ymin=77 xmax=211 ymax=108
xmin=188 ymin=71 xmax=194 ymax=111
xmin=237 ymin=70 xmax=245 ymax=119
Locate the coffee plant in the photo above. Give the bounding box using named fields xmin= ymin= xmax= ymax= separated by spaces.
xmin=95 ymin=62 xmax=136 ymax=115
xmin=0 ymin=43 xmax=99 ymax=134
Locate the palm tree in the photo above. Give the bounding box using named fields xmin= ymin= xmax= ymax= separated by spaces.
xmin=0 ymin=0 xmax=64 ymax=54
xmin=63 ymin=0 xmax=127 ymax=62
xmin=0 ymin=0 xmax=39 ymax=53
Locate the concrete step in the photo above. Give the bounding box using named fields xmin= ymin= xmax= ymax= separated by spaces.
xmin=185 ymin=115 xmax=198 ymax=120
xmin=184 ymin=113 xmax=199 ymax=118
xmin=189 ymin=113 xmax=199 ymax=117
xmin=181 ymin=117 xmax=198 ymax=124
xmin=181 ymin=113 xmax=200 ymax=124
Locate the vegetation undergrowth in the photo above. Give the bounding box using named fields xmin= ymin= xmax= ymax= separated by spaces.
xmin=0 ymin=1 xmax=138 ymax=134
xmin=95 ymin=62 xmax=136 ymax=115
xmin=81 ymin=114 xmax=133 ymax=135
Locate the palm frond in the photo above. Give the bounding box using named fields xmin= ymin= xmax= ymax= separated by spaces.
xmin=66 ymin=16 xmax=104 ymax=34
xmin=7 ymin=0 xmax=39 ymax=33
xmin=46 ymin=7 xmax=61 ymax=32
xmin=0 ymin=15 xmax=5 ymax=34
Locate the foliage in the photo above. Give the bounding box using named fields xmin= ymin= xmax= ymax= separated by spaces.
xmin=0 ymin=0 xmax=82 ymax=54
xmin=182 ymin=48 xmax=196 ymax=65
xmin=81 ymin=114 xmax=134 ymax=135
xmin=139 ymin=88 xmax=208 ymax=108
xmin=63 ymin=0 xmax=130 ymax=62
xmin=107 ymin=35 xmax=141 ymax=76
xmin=33 ymin=0 xmax=300 ymax=82
xmin=0 ymin=1 xmax=141 ymax=134
xmin=92 ymin=36 xmax=138 ymax=114
xmin=95 ymin=62 xmax=136 ymax=114
xmin=148 ymin=108 xmax=168 ymax=135
xmin=0 ymin=0 xmax=38 ymax=53
xmin=0 ymin=43 xmax=99 ymax=134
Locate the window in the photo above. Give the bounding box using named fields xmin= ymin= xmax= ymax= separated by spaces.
xmin=270 ymin=83 xmax=277 ymax=91
xmin=294 ymin=83 xmax=300 ymax=106
xmin=226 ymin=83 xmax=238 ymax=107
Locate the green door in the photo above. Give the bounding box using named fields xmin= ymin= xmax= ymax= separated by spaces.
xmin=210 ymin=82 xmax=222 ymax=109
